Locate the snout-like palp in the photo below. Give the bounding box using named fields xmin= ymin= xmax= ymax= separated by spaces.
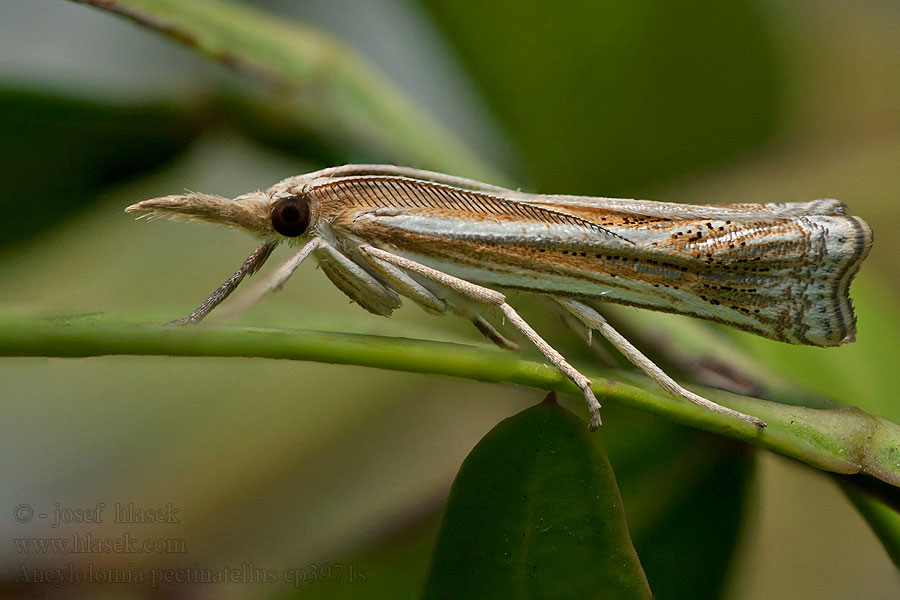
xmin=125 ymin=191 xmax=274 ymax=236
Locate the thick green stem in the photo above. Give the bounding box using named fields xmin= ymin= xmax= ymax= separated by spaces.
xmin=3 ymin=317 xmax=900 ymax=489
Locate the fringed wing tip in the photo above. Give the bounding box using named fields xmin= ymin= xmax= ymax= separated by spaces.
xmin=839 ymin=326 xmax=857 ymax=345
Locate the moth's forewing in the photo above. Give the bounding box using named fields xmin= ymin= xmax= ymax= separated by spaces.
xmin=309 ymin=176 xmax=872 ymax=346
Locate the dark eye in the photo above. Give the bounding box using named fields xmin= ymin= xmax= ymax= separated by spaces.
xmin=271 ymin=195 xmax=310 ymax=237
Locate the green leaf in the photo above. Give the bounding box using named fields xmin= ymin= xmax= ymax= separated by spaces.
xmin=423 ymin=395 xmax=651 ymax=599
xmin=67 ymin=0 xmax=496 ymax=179
xmin=837 ymin=477 xmax=900 ymax=568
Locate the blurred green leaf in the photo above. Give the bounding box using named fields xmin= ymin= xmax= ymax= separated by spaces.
xmin=68 ymin=0 xmax=496 ymax=179
xmin=282 ymin=426 xmax=751 ymax=600
xmin=0 ymin=87 xmax=204 ymax=247
xmin=419 ymin=0 xmax=779 ymax=193
xmin=423 ymin=396 xmax=651 ymax=599
xmin=840 ymin=481 xmax=900 ymax=568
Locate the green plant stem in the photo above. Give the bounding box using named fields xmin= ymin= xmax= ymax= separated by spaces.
xmin=3 ymin=316 xmax=900 ymax=490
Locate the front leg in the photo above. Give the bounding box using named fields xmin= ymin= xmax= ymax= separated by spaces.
xmin=206 ymin=237 xmax=321 ymax=324
xmin=168 ymin=240 xmax=277 ymax=325
xmin=358 ymin=245 xmax=603 ymax=430
xmin=206 ymin=237 xmax=401 ymax=325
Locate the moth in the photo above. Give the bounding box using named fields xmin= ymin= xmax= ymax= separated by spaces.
xmin=126 ymin=164 xmax=873 ymax=430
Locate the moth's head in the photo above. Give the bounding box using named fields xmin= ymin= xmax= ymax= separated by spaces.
xmin=125 ymin=182 xmax=315 ymax=240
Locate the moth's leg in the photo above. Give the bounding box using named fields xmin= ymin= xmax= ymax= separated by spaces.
xmin=581 ymin=302 xmax=763 ymax=397
xmin=314 ymin=243 xmax=401 ymax=316
xmin=354 ymin=247 xmax=446 ymax=313
xmin=467 ymin=313 xmax=519 ymax=351
xmin=356 ymin=247 xmax=517 ymax=349
xmin=208 ymin=237 xmax=321 ymax=324
xmin=168 ymin=240 xmax=277 ymax=325
xmin=358 ymin=245 xmax=602 ymax=429
xmin=549 ymin=298 xmax=619 ymax=366
xmin=557 ymin=298 xmax=766 ymax=429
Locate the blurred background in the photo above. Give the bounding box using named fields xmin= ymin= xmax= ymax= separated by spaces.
xmin=1 ymin=0 xmax=899 ymax=597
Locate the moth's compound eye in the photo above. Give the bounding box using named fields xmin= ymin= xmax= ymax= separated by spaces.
xmin=271 ymin=195 xmax=310 ymax=237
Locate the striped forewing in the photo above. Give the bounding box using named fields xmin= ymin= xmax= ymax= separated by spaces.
xmin=309 ymin=176 xmax=872 ymax=346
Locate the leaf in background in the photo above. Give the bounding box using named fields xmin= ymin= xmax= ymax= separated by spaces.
xmin=0 ymin=87 xmax=205 ymax=248
xmin=419 ymin=0 xmax=779 ymax=193
xmin=69 ymin=0 xmax=497 ymax=179
xmin=633 ymin=445 xmax=754 ymax=599
xmin=423 ymin=395 xmax=651 ymax=599
xmin=841 ymin=481 xmax=900 ymax=567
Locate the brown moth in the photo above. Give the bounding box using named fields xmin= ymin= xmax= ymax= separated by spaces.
xmin=127 ymin=164 xmax=873 ymax=430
